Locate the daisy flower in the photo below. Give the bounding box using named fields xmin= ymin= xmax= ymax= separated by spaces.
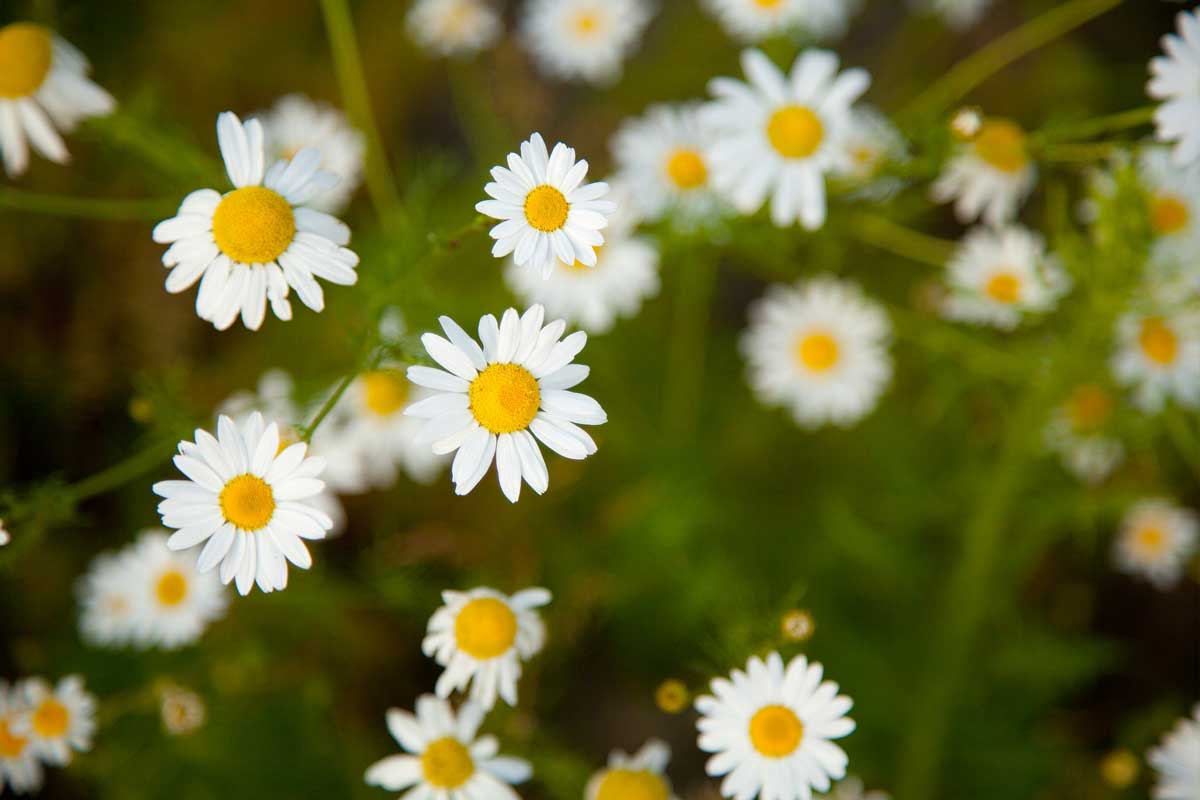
xmin=702 ymin=0 xmax=807 ymax=42
xmin=836 ymin=105 xmax=906 ymax=189
xmin=0 ymin=22 xmax=114 ymax=177
xmin=941 ymin=226 xmax=1070 ymax=330
xmin=1148 ymin=705 xmax=1200 ymax=800
xmin=519 ymin=0 xmax=652 ymax=85
xmin=159 ymin=686 xmax=206 ymax=736
xmin=1042 ymin=384 xmax=1124 ymax=485
xmin=16 ymin=676 xmax=95 ymax=766
xmin=696 ymin=652 xmax=856 ymax=800
xmin=1114 ymin=498 xmax=1198 ymax=589
xmin=821 ymin=776 xmax=890 ymax=800
xmin=477 ymin=132 xmax=616 ymax=279
xmin=364 ymin=695 xmax=532 ymax=798
xmin=408 ymin=0 xmax=502 ymax=57
xmin=0 ymin=519 xmax=8 ymax=546
xmin=254 ymin=94 xmax=365 ymax=215
xmin=152 ymin=111 xmax=359 ymax=331
xmin=152 ymin=412 xmax=334 ymax=596
xmin=1110 ymin=307 xmax=1200 ymax=412
xmin=931 ymin=117 xmax=1036 ymax=226
xmin=77 ymin=549 xmax=138 ymax=647
xmin=423 ymin=587 xmax=550 ymax=710
xmin=798 ymin=0 xmax=860 ymax=40
xmin=1149 ymin=8 xmax=1200 ymax=165
xmin=741 ymin=276 xmax=892 ymax=428
xmin=125 ymin=530 xmax=229 ymax=649
xmin=1139 ymin=146 xmax=1200 ymax=269
xmin=702 ymin=48 xmax=871 ymax=229
xmin=586 ymin=739 xmax=678 ymax=800
xmin=0 ymin=683 xmax=41 ymax=795
xmin=912 ymin=0 xmax=993 ymax=29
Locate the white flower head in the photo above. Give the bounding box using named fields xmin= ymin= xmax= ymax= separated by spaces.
xmin=1148 ymin=8 xmax=1200 ymax=165
xmin=931 ymin=117 xmax=1036 ymax=226
xmin=0 ymin=520 xmax=8 ymax=547
xmin=702 ymin=0 xmax=808 ymax=42
xmin=1139 ymin=146 xmax=1200 ymax=270
xmin=1110 ymin=307 xmax=1200 ymax=413
xmin=14 ymin=676 xmax=95 ymax=766
xmin=408 ymin=0 xmax=502 ymax=57
xmin=912 ymin=0 xmax=993 ymax=30
xmin=837 ymin=104 xmax=906 ymax=185
xmin=77 ymin=549 xmax=139 ymax=648
xmin=152 ymin=111 xmax=360 ymax=331
xmin=520 ymin=0 xmax=652 ymax=85
xmin=821 ymin=775 xmax=891 ymax=800
xmin=1148 ymin=704 xmax=1200 ymax=800
xmin=0 ymin=683 xmax=42 ymax=795
xmin=1042 ymin=384 xmax=1124 ymax=485
xmin=125 ymin=530 xmax=229 ymax=649
xmin=1114 ymin=498 xmax=1198 ymax=590
xmin=586 ymin=739 xmax=679 ymax=800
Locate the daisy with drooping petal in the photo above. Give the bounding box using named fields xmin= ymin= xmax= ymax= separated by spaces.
xmin=1110 ymin=307 xmax=1200 ymax=412
xmin=1042 ymin=384 xmax=1124 ymax=485
xmin=696 ymin=652 xmax=856 ymax=800
xmin=1148 ymin=8 xmax=1200 ymax=166
xmin=1139 ymin=146 xmax=1200 ymax=269
xmin=702 ymin=48 xmax=871 ymax=229
xmin=821 ymin=776 xmax=890 ymax=800
xmin=16 ymin=676 xmax=95 ymax=766
xmin=941 ymin=226 xmax=1070 ymax=330
xmin=152 ymin=412 xmax=334 ymax=596
xmin=742 ymin=276 xmax=892 ymax=429
xmin=365 ymin=695 xmax=532 ymax=799
xmin=255 ymin=94 xmax=364 ymax=215
xmin=1148 ymin=705 xmax=1200 ymax=800
xmin=423 ymin=587 xmax=550 ymax=710
xmin=477 ymin=132 xmax=616 ymax=279
xmin=0 ymin=22 xmax=114 ymax=177
xmin=124 ymin=530 xmax=228 ymax=649
xmin=520 ymin=0 xmax=652 ymax=85
xmin=409 ymin=0 xmax=503 ymax=57
xmin=0 ymin=683 xmax=41 ymax=795
xmin=586 ymin=739 xmax=678 ymax=800
xmin=931 ymin=117 xmax=1036 ymax=226
xmin=406 ymin=305 xmax=607 ymax=502
xmin=152 ymin=111 xmax=359 ymax=331
xmin=912 ymin=0 xmax=993 ymax=30
xmin=702 ymin=0 xmax=806 ymax=42
xmin=1113 ymin=498 xmax=1198 ymax=589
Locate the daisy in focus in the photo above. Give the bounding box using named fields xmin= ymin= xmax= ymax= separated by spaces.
xmin=931 ymin=117 xmax=1035 ymax=226
xmin=255 ymin=94 xmax=364 ymax=214
xmin=408 ymin=0 xmax=502 ymax=57
xmin=913 ymin=0 xmax=993 ymax=29
xmin=741 ymin=276 xmax=892 ymax=429
xmin=422 ymin=587 xmax=550 ymax=710
xmin=1148 ymin=705 xmax=1200 ymax=800
xmin=1110 ymin=307 xmax=1200 ymax=412
xmin=702 ymin=48 xmax=871 ymax=229
xmin=153 ymin=412 xmax=334 ymax=595
xmin=520 ymin=0 xmax=652 ymax=85
xmin=1139 ymin=146 xmax=1200 ymax=269
xmin=16 ymin=676 xmax=95 ymax=767
xmin=702 ymin=0 xmax=807 ymax=42
xmin=0 ymin=22 xmax=114 ymax=177
xmin=941 ymin=226 xmax=1069 ymax=330
xmin=406 ymin=305 xmax=607 ymax=502
xmin=821 ymin=776 xmax=890 ymax=800
xmin=152 ymin=111 xmax=359 ymax=331
xmin=586 ymin=739 xmax=678 ymax=800
xmin=477 ymin=132 xmax=616 ymax=279
xmin=1148 ymin=8 xmax=1200 ymax=165
xmin=364 ymin=695 xmax=532 ymax=799
xmin=0 ymin=683 xmax=41 ymax=795
xmin=1113 ymin=498 xmax=1198 ymax=589
xmin=1042 ymin=384 xmax=1124 ymax=485
xmin=696 ymin=652 xmax=856 ymax=800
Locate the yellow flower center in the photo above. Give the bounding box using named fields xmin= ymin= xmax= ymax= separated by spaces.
xmin=655 ymin=679 xmax=689 ymax=714
xmin=595 ymin=769 xmax=670 ymax=800
xmin=0 ymin=719 xmax=28 ymax=758
xmin=421 ymin=737 xmax=475 ymax=788
xmin=211 ymin=187 xmax=296 ymax=265
xmin=362 ymin=370 xmax=410 ymax=417
xmin=524 ymin=185 xmax=570 ymax=232
xmin=794 ymin=332 xmax=840 ymax=372
xmin=973 ymin=119 xmax=1028 ymax=173
xmin=155 ymin=570 xmax=189 ymax=607
xmin=0 ymin=23 xmax=53 ymax=99
xmin=1066 ymin=384 xmax=1112 ymax=434
xmin=1138 ymin=317 xmax=1178 ymax=366
xmin=749 ymin=704 xmax=803 ymax=758
xmin=767 ymin=105 xmax=824 ymax=160
xmin=1135 ymin=526 xmax=1167 ymax=557
xmin=31 ymin=699 xmax=70 ymax=738
xmin=218 ymin=474 xmax=276 ymax=531
xmin=985 ymin=271 xmax=1021 ymax=304
xmin=468 ymin=364 xmax=541 ymax=434
xmin=753 ymin=0 xmax=784 ymax=7
xmin=666 ymin=148 xmax=708 ymax=190
xmin=573 ymin=11 xmax=603 ymax=36
xmin=1100 ymin=749 xmax=1139 ymax=789
xmin=1150 ymin=193 xmax=1189 ymax=235
xmin=454 ymin=597 xmax=518 ymax=659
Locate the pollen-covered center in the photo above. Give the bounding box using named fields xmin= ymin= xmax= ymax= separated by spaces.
xmin=0 ymin=23 xmax=53 ymax=99
xmin=212 ymin=186 xmax=296 ymax=265
xmin=455 ymin=597 xmax=518 ymax=659
xmin=1135 ymin=525 xmax=1167 ymax=557
xmin=753 ymin=0 xmax=785 ymax=8
xmin=572 ymin=10 xmax=605 ymax=36
xmin=469 ymin=363 xmax=541 ymax=434
xmin=219 ymin=474 xmax=276 ymax=531
xmin=749 ymin=704 xmax=804 ymax=758
xmin=974 ymin=120 xmax=1028 ymax=173
xmin=0 ymin=719 xmax=28 ymax=758
xmin=595 ymin=769 xmax=670 ymax=800
xmin=767 ymin=105 xmax=824 ymax=159
xmin=1150 ymin=193 xmax=1189 ymax=235
xmin=1138 ymin=317 xmax=1178 ymax=366
xmin=155 ymin=569 xmax=189 ymax=607
xmin=985 ymin=271 xmax=1022 ymax=304
xmin=794 ymin=331 xmax=840 ymax=373
xmin=1066 ymin=385 xmax=1112 ymax=433
xmin=32 ymin=699 xmax=70 ymax=738
xmin=524 ymin=185 xmax=570 ymax=232
xmin=362 ymin=370 xmax=410 ymax=417
xmin=421 ymin=736 xmax=475 ymax=788
xmin=667 ymin=148 xmax=708 ymax=189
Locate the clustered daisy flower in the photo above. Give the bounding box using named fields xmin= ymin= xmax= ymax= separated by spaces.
xmin=702 ymin=0 xmax=806 ymax=42
xmin=931 ymin=116 xmax=1035 ymax=226
xmin=0 ymin=676 xmax=96 ymax=794
xmin=1042 ymin=384 xmax=1125 ymax=485
xmin=520 ymin=0 xmax=652 ymax=85
xmin=1110 ymin=307 xmax=1200 ymax=413
xmin=586 ymin=739 xmax=678 ymax=800
xmin=0 ymin=520 xmax=8 ymax=547
xmin=1148 ymin=704 xmax=1200 ymax=800
xmin=255 ymin=94 xmax=365 ymax=214
xmin=1113 ymin=498 xmax=1199 ymax=590
xmin=408 ymin=0 xmax=503 ymax=57
xmin=1138 ymin=146 xmax=1200 ymax=273
xmin=1148 ymin=7 xmax=1200 ymax=166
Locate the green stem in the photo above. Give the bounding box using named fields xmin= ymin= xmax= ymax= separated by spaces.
xmin=0 ymin=188 xmax=175 ymax=221
xmin=850 ymin=213 xmax=955 ymax=268
xmin=662 ymin=252 xmax=718 ymax=442
xmin=1032 ymin=105 xmax=1156 ymax=145
xmin=1165 ymin=410 xmax=1200 ymax=478
xmin=427 ymin=214 xmax=490 ymax=257
xmin=301 ymin=372 xmax=357 ymax=443
xmin=67 ymin=441 xmax=173 ymax=503
xmin=1035 ymin=142 xmax=1119 ymax=163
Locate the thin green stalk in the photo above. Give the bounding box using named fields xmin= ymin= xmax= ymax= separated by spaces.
xmin=1035 ymin=141 xmax=1119 ymax=163
xmin=0 ymin=188 xmax=175 ymax=221
xmin=1032 ymin=105 xmax=1156 ymax=145
xmin=67 ymin=441 xmax=173 ymax=503
xmin=301 ymin=372 xmax=357 ymax=443
xmin=1165 ymin=411 xmax=1200 ymax=477
xmin=662 ymin=252 xmax=718 ymax=442
xmin=850 ymin=213 xmax=955 ymax=268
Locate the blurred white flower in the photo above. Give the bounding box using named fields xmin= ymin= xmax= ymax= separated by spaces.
xmin=932 ymin=117 xmax=1035 ymax=227
xmin=586 ymin=739 xmax=678 ymax=800
xmin=1114 ymin=499 xmax=1198 ymax=590
xmin=520 ymin=0 xmax=652 ymax=85
xmin=0 ymin=682 xmax=42 ymax=795
xmin=15 ymin=676 xmax=95 ymax=766
xmin=159 ymin=686 xmax=206 ymax=736
xmin=1148 ymin=704 xmax=1200 ymax=800
xmin=1042 ymin=384 xmax=1124 ymax=485
xmin=1111 ymin=308 xmax=1200 ymax=413
xmin=1148 ymin=8 xmax=1200 ymax=165
xmin=913 ymin=0 xmax=993 ymax=30
xmin=408 ymin=0 xmax=502 ymax=57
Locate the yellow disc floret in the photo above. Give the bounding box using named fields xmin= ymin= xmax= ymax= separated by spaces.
xmin=794 ymin=332 xmax=840 ymax=373
xmin=748 ymin=704 xmax=804 ymax=758
xmin=666 ymin=149 xmax=708 ymax=190
xmin=1150 ymin=193 xmax=1189 ymax=236
xmin=655 ymin=679 xmax=689 ymax=714
xmin=1066 ymin=384 xmax=1112 ymax=434
xmin=155 ymin=570 xmax=189 ymax=607
xmin=1138 ymin=317 xmax=1178 ymax=366
xmin=421 ymin=736 xmax=475 ymax=788
xmin=0 ymin=718 xmax=28 ymax=758
xmin=362 ymin=370 xmax=410 ymax=417
xmin=219 ymin=474 xmax=276 ymax=531
xmin=1135 ymin=526 xmax=1167 ymax=557
xmin=595 ymin=769 xmax=670 ymax=800
xmin=468 ymin=363 xmax=541 ymax=434
xmin=973 ymin=119 xmax=1028 ymax=173
xmin=0 ymin=23 xmax=54 ymax=99
xmin=212 ymin=186 xmax=296 ymax=265
xmin=31 ymin=699 xmax=70 ymax=738
xmin=455 ymin=597 xmax=518 ymax=659
xmin=524 ymin=185 xmax=570 ymax=232
xmin=985 ymin=271 xmax=1021 ymax=304
xmin=767 ymin=106 xmax=824 ymax=160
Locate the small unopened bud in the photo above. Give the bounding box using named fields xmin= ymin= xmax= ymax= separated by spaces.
xmin=781 ymin=609 xmax=815 ymax=643
xmin=655 ymin=679 xmax=689 ymax=714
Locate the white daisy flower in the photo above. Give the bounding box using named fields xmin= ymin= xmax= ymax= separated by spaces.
xmin=364 ymin=695 xmax=532 ymax=798
xmin=798 ymin=0 xmax=860 ymax=40
xmin=931 ymin=117 xmax=1036 ymax=227
xmin=1114 ymin=498 xmax=1199 ymax=589
xmin=696 ymin=652 xmax=856 ymax=800
xmin=0 ymin=22 xmax=114 ymax=177
xmin=406 ymin=304 xmax=608 ymax=502
xmin=0 ymin=519 xmax=8 ymax=547
xmin=519 ymin=0 xmax=652 ymax=85
xmin=912 ymin=0 xmax=993 ymax=29
xmin=941 ymin=226 xmax=1070 ymax=330
xmin=125 ymin=530 xmax=228 ymax=649
xmin=255 ymin=94 xmax=365 ymax=215
xmin=586 ymin=739 xmax=678 ymax=800
xmin=152 ymin=111 xmax=360 ymax=331
xmin=702 ymin=0 xmax=807 ymax=42
xmin=1139 ymin=146 xmax=1200 ymax=269
xmin=423 ymin=587 xmax=550 ymax=710
xmin=741 ymin=276 xmax=892 ymax=429
xmin=1111 ymin=307 xmax=1200 ymax=412
xmin=1149 ymin=704 xmax=1200 ymax=800
xmin=152 ymin=412 xmax=334 ymax=596
xmin=16 ymin=676 xmax=95 ymax=766
xmin=702 ymin=48 xmax=871 ymax=229
xmin=1148 ymin=8 xmax=1200 ymax=166
xmin=77 ymin=548 xmax=138 ymax=648
xmin=477 ymin=132 xmax=616 ymax=280
xmin=820 ymin=776 xmax=890 ymax=800
xmin=1042 ymin=384 xmax=1124 ymax=485
xmin=408 ymin=0 xmax=503 ymax=57
xmin=837 ymin=105 xmax=906 ymax=186
xmin=0 ymin=683 xmax=42 ymax=795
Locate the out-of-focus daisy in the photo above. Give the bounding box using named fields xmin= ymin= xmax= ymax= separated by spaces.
xmin=1111 ymin=308 xmax=1200 ymax=412
xmin=1139 ymin=146 xmax=1200 ymax=268
xmin=520 ymin=0 xmax=652 ymax=85
xmin=0 ymin=519 xmax=8 ymax=546
xmin=1114 ymin=498 xmax=1198 ymax=589
xmin=1148 ymin=705 xmax=1200 ymax=800
xmin=1148 ymin=8 xmax=1200 ymax=166
xmin=125 ymin=530 xmax=228 ymax=649
xmin=422 ymin=587 xmax=550 ymax=710
xmin=255 ymin=94 xmax=364 ymax=215
xmin=799 ymin=0 xmax=860 ymax=40
xmin=702 ymin=0 xmax=806 ymax=42
xmin=781 ymin=608 xmax=816 ymax=643
xmin=159 ymin=685 xmax=206 ymax=736
xmin=703 ymin=48 xmax=871 ymax=229
xmin=656 ymin=680 xmax=690 ymax=714
xmin=364 ymin=695 xmax=532 ymax=798
xmin=932 ymin=117 xmax=1035 ymax=226
xmin=820 ymin=776 xmax=890 ymax=800
xmin=0 ymin=22 xmax=114 ymax=177
xmin=836 ymin=105 xmax=906 ymax=189
xmin=1042 ymin=384 xmax=1124 ymax=484
xmin=941 ymin=226 xmax=1069 ymax=330
xmin=949 ymin=107 xmax=984 ymax=141
xmin=16 ymin=676 xmax=95 ymax=766
xmin=406 ymin=305 xmax=607 ymax=502
xmin=912 ymin=0 xmax=993 ymax=29
xmin=586 ymin=739 xmax=678 ymax=800
xmin=77 ymin=550 xmax=137 ymax=648
xmin=477 ymin=132 xmax=616 ymax=279
xmin=0 ymin=683 xmax=41 ymax=795
xmin=152 ymin=111 xmax=359 ymax=331
xmin=742 ymin=276 xmax=892 ymax=429
xmin=152 ymin=412 xmax=334 ymax=595
xmin=409 ymin=0 xmax=502 ymax=57
xmin=696 ymin=652 xmax=856 ymax=800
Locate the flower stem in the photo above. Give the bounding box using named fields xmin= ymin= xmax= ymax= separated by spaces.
xmin=662 ymin=250 xmax=718 ymax=442
xmin=301 ymin=372 xmax=357 ymax=443
xmin=1032 ymin=105 xmax=1157 ymax=145
xmin=67 ymin=440 xmax=174 ymax=503
xmin=850 ymin=213 xmax=955 ymax=268
xmin=0 ymin=188 xmax=175 ymax=221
